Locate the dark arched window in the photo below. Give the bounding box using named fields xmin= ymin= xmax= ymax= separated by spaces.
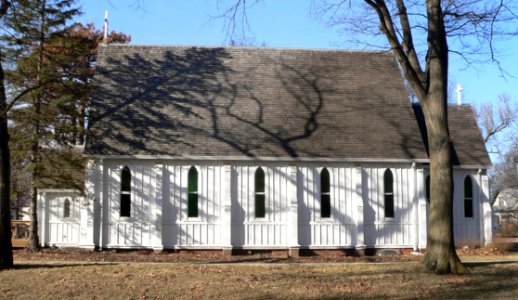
xmin=464 ymin=176 xmax=474 ymax=218
xmin=64 ymin=198 xmax=71 ymax=218
xmin=425 ymin=175 xmax=430 ymax=203
xmin=384 ymin=169 xmax=394 ymax=218
xmin=120 ymin=166 xmax=131 ymax=217
xmin=255 ymin=167 xmax=266 ymax=218
xmin=188 ymin=166 xmax=199 ymax=218
xmin=320 ymin=168 xmax=331 ymax=218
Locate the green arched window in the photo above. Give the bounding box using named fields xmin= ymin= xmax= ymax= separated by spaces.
xmin=464 ymin=176 xmax=474 ymax=218
xmin=384 ymin=169 xmax=394 ymax=218
xmin=120 ymin=166 xmax=131 ymax=217
xmin=320 ymin=168 xmax=331 ymax=218
xmin=255 ymin=167 xmax=266 ymax=218
xmin=188 ymin=166 xmax=199 ymax=218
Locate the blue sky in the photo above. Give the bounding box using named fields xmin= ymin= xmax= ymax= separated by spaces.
xmin=77 ymin=0 xmax=518 ymax=107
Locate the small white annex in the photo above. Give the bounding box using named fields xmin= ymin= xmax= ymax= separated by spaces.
xmin=40 ymin=45 xmax=493 ymax=255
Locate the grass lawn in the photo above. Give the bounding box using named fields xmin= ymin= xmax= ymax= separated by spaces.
xmin=2 ymin=253 xmax=518 ymax=299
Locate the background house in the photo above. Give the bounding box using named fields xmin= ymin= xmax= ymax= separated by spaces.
xmin=493 ymin=188 xmax=518 ymax=236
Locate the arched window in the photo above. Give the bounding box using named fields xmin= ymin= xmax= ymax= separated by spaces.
xmin=384 ymin=169 xmax=394 ymax=218
xmin=425 ymin=175 xmax=430 ymax=203
xmin=63 ymin=198 xmax=71 ymax=218
xmin=464 ymin=176 xmax=474 ymax=218
xmin=255 ymin=167 xmax=266 ymax=218
xmin=320 ymin=168 xmax=331 ymax=218
xmin=120 ymin=166 xmax=131 ymax=217
xmin=188 ymin=166 xmax=199 ymax=218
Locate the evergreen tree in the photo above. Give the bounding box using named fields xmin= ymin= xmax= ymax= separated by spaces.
xmin=2 ymin=0 xmax=80 ymax=250
xmin=6 ymin=20 xmax=130 ymax=250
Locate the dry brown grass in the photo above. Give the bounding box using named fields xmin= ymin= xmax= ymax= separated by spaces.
xmin=2 ymin=252 xmax=518 ymax=299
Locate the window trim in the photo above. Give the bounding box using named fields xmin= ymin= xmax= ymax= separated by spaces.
xmin=464 ymin=175 xmax=474 ymax=219
xmin=187 ymin=166 xmax=199 ymax=218
xmin=320 ymin=167 xmax=331 ymax=218
xmin=383 ymin=169 xmax=395 ymax=219
xmin=254 ymin=167 xmax=266 ymax=219
xmin=63 ymin=198 xmax=71 ymax=219
xmin=120 ymin=166 xmax=132 ymax=218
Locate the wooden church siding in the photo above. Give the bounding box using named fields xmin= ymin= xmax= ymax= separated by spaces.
xmin=363 ymin=167 xmax=416 ymax=247
xmin=38 ymin=190 xmax=82 ymax=247
xmin=162 ymin=164 xmax=224 ymax=248
xmin=71 ymin=158 xmax=491 ymax=251
xmin=104 ymin=162 xmax=155 ymax=247
xmin=453 ymin=171 xmax=482 ymax=246
xmin=298 ymin=166 xmax=356 ymax=248
xmin=231 ymin=165 xmax=289 ymax=248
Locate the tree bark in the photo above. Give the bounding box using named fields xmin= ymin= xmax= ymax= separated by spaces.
xmin=28 ymin=0 xmax=47 ymax=250
xmin=0 ymin=52 xmax=14 ymax=269
xmin=421 ymin=0 xmax=467 ymax=274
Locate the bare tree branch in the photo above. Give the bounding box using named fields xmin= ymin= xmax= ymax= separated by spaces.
xmin=478 ymin=93 xmax=518 ymax=150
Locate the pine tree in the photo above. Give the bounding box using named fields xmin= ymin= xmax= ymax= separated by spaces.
xmin=2 ymin=0 xmax=80 ymax=250
xmin=6 ymin=19 xmax=131 ymax=252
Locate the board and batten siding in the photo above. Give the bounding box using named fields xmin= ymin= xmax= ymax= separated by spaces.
xmin=453 ymin=171 xmax=481 ymax=246
xmin=74 ymin=158 xmax=491 ymax=250
xmin=103 ymin=162 xmax=155 ymax=248
xmin=162 ymin=164 xmax=224 ymax=248
xmin=298 ymin=166 xmax=356 ymax=248
xmin=363 ymin=167 xmax=416 ymax=248
xmin=231 ymin=165 xmax=290 ymax=248
xmin=38 ymin=190 xmax=82 ymax=246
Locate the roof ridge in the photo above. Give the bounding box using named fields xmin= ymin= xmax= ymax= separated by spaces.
xmin=100 ymin=43 xmax=392 ymax=54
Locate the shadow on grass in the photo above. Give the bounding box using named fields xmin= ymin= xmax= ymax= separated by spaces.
xmin=464 ymin=260 xmax=518 ymax=267
xmin=13 ymin=262 xmax=118 ymax=270
xmin=204 ymin=257 xmax=295 ymax=264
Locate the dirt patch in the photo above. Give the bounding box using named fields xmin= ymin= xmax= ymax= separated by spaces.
xmin=13 ymin=244 xmax=514 ymax=264
xmin=13 ymin=248 xmax=421 ymax=264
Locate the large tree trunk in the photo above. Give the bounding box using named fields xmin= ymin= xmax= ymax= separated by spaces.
xmin=421 ymin=0 xmax=466 ymax=274
xmin=422 ymin=94 xmax=467 ymax=274
xmin=27 ymin=186 xmax=40 ymax=250
xmin=0 ymin=55 xmax=13 ymax=269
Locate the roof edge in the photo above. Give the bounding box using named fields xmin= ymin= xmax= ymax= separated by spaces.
xmin=84 ymin=154 xmax=429 ymax=164
xmin=99 ymin=43 xmax=393 ymax=55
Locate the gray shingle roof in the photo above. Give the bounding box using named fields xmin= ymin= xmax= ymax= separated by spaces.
xmin=448 ymin=105 xmax=491 ymax=166
xmin=85 ymin=45 xmax=489 ymax=166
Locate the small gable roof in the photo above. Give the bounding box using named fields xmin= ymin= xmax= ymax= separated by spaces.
xmin=86 ymin=45 xmax=489 ymax=166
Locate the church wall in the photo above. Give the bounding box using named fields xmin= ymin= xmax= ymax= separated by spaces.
xmin=363 ymin=166 xmax=417 ymax=248
xmin=102 ymin=161 xmax=155 ymax=248
xmin=452 ymin=170 xmax=483 ymax=246
xmin=162 ymin=163 xmax=225 ymax=248
xmin=297 ymin=165 xmax=356 ymax=248
xmin=68 ymin=159 xmax=492 ymax=251
xmin=231 ymin=164 xmax=290 ymax=248
xmin=38 ymin=190 xmax=82 ymax=247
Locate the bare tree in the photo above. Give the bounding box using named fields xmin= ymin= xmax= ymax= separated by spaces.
xmin=478 ymin=93 xmax=518 ymax=155
xmin=491 ymin=146 xmax=518 ymax=196
xmin=216 ymin=0 xmax=517 ymax=274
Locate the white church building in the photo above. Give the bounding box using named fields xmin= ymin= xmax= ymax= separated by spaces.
xmin=38 ymin=45 xmax=492 ymax=255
